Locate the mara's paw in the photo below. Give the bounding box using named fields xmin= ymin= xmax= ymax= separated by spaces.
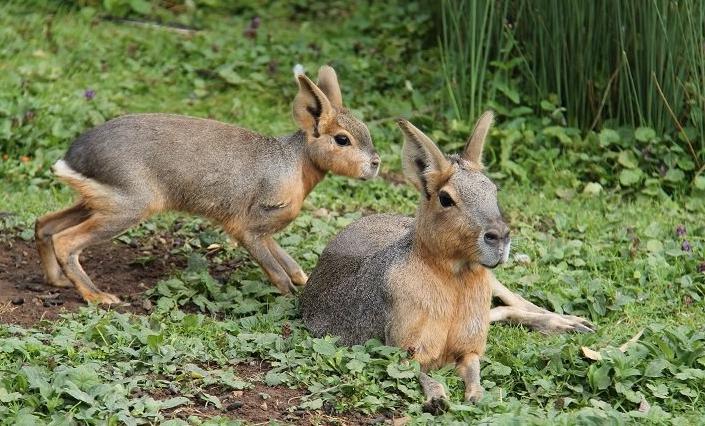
xmin=47 ymin=275 xmax=73 ymax=288
xmin=84 ymin=291 xmax=122 ymax=305
xmin=535 ymin=312 xmax=595 ymax=334
xmin=272 ymin=278 xmax=297 ymax=295
xmin=465 ymin=387 xmax=484 ymax=404
xmin=291 ymin=270 xmax=309 ymax=286
xmin=422 ymin=396 xmax=450 ymax=415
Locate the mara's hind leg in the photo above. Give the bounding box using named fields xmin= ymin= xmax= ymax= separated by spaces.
xmin=52 ymin=213 xmax=141 ymax=304
xmin=35 ymin=202 xmax=92 ymax=287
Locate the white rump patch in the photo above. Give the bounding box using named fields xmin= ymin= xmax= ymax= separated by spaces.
xmin=53 ymin=159 xmax=87 ymax=182
xmin=52 ymin=159 xmax=113 ymax=203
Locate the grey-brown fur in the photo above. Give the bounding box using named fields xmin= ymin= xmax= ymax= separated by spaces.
xmin=65 ymin=115 xmax=317 ymax=225
xmin=301 ymin=113 xmax=507 ymax=411
xmin=35 ymin=65 xmax=380 ymax=304
xmin=302 ymin=214 xmax=412 ymax=345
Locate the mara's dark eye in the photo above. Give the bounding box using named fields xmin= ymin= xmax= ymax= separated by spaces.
xmin=438 ymin=190 xmax=455 ymax=208
xmin=334 ymin=134 xmax=351 ymax=146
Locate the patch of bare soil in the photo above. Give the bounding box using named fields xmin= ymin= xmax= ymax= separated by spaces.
xmin=0 ymin=237 xmax=402 ymax=424
xmin=160 ymin=361 xmax=394 ymax=425
xmin=0 ymin=236 xmax=190 ymax=327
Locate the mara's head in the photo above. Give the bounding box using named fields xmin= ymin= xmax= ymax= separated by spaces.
xmin=293 ymin=66 xmax=379 ymax=180
xmin=398 ymin=112 xmax=510 ymax=269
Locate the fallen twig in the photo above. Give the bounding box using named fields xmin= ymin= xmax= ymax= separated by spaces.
xmin=102 ymin=16 xmax=200 ymax=35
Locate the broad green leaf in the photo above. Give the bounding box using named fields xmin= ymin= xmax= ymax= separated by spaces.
xmin=22 ymin=366 xmax=52 ymax=400
xmin=129 ymin=0 xmax=151 ymax=14
xmin=301 ymin=398 xmax=323 ymax=410
xmin=635 ymin=127 xmax=656 ymax=142
xmin=386 ymin=363 xmax=416 ymax=379
xmin=588 ymin=364 xmax=611 ymax=390
xmin=619 ymin=169 xmax=642 ymax=186
xmin=664 ymin=168 xmax=685 ymax=182
xmin=617 ymin=151 xmax=638 ymax=169
xmin=598 ymin=128 xmax=620 ymax=146
xmin=312 ymin=339 xmax=337 ymax=356
xmin=160 ymin=397 xmax=191 ymax=410
xmin=200 ymin=393 xmax=222 ymax=409
xmin=265 ymin=371 xmax=287 ymax=386
xmin=646 ymin=239 xmax=663 ymax=253
xmin=583 ymin=182 xmax=603 ymax=195
xmin=694 ymin=175 xmax=705 ymax=190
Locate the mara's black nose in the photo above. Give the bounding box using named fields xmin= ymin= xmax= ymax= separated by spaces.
xmin=371 ymin=154 xmax=381 ymax=168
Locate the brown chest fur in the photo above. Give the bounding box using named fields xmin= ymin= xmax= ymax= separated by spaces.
xmin=386 ymin=262 xmax=492 ymax=370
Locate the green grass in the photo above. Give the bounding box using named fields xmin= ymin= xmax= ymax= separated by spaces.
xmin=438 ymin=0 xmax=705 ymax=181
xmin=1 ymin=2 xmax=705 ymax=424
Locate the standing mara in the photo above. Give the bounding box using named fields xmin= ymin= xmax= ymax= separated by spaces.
xmin=35 ymin=66 xmax=379 ymax=304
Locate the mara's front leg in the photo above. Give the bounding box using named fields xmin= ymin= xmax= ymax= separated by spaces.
xmin=457 ymin=353 xmax=483 ymax=403
xmin=489 ymin=274 xmax=595 ymax=333
xmin=237 ymin=232 xmax=297 ymax=295
xmin=264 ymin=237 xmax=308 ymax=285
xmin=419 ymin=371 xmax=449 ymax=414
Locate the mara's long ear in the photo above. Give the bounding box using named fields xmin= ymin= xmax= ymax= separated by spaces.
xmin=462 ymin=110 xmax=494 ymax=165
xmin=293 ymin=73 xmax=335 ymax=137
xmin=316 ymin=65 xmax=343 ymax=109
xmin=398 ymin=119 xmax=450 ymax=199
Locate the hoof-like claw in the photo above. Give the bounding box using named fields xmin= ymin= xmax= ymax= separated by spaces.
xmin=291 ymin=270 xmax=309 ymax=286
xmin=276 ymin=281 xmax=298 ymax=296
xmin=48 ymin=276 xmax=73 ymax=288
xmin=536 ymin=312 xmax=596 ymax=334
xmin=422 ymin=396 xmax=450 ymax=415
xmin=465 ymin=387 xmax=484 ymax=404
xmin=84 ymin=291 xmax=122 ymax=305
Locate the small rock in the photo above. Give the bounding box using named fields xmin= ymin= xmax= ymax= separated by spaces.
xmin=513 ymin=253 xmax=532 ymax=265
xmin=43 ymin=297 xmax=64 ymax=307
xmin=582 ymin=182 xmax=603 ymax=196
xmin=11 ymin=297 xmax=24 ymax=305
xmin=312 ymin=208 xmax=330 ymax=218
xmin=142 ymin=299 xmax=153 ymax=311
xmin=392 ymin=417 xmax=410 ymax=426
xmin=231 ymin=390 xmax=243 ymax=398
xmin=226 ymin=401 xmax=243 ymax=411
xmin=260 ymin=402 xmax=268 ymax=410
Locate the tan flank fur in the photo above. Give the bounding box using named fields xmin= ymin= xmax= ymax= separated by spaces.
xmin=35 ymin=66 xmax=380 ymax=304
xmin=301 ymin=112 xmax=510 ymax=411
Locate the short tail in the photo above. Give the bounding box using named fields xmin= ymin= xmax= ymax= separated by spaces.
xmin=293 ymin=63 xmax=305 ymax=80
xmin=53 ymin=159 xmax=115 ymax=211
